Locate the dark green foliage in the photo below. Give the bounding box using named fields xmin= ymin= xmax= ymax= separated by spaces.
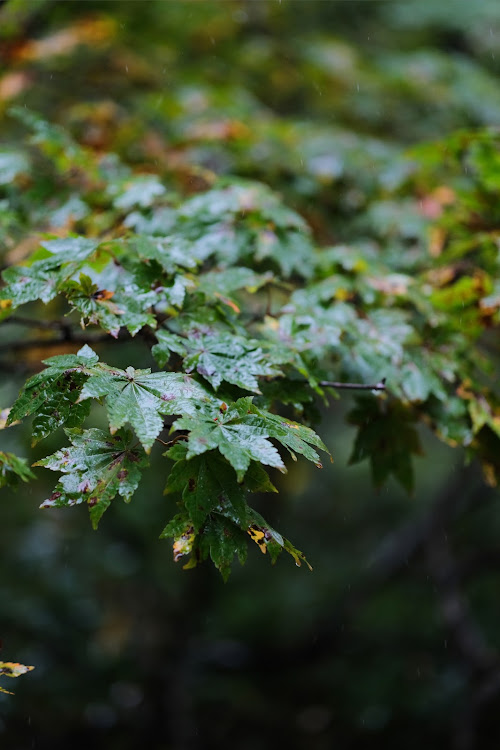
xmin=1 ymin=5 xmax=499 ymax=582
xmin=2 ymin=4 xmax=500 ymax=747
xmin=8 ymin=345 xmax=98 ymax=443
xmin=162 ymin=442 xmax=309 ymax=580
xmin=348 ymin=398 xmax=423 ymax=493
xmin=1 ymin=103 xmax=499 ymax=574
xmin=0 ymin=451 xmax=35 ymax=490
xmin=78 ymin=362 xmax=217 ymax=454
xmin=153 ymin=329 xmax=280 ymax=393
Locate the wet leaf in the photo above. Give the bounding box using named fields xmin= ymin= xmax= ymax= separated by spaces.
xmin=35 ymin=428 xmax=148 ymax=528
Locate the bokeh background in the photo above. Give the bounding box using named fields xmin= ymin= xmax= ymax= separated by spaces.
xmin=1 ymin=2 xmax=500 ymax=748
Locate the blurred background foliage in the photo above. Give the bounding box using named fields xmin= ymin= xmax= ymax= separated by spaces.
xmin=1 ymin=1 xmax=500 ymax=748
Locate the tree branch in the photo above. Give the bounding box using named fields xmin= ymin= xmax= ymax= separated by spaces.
xmin=0 ymin=329 xmax=128 ymax=354
xmin=6 ymin=315 xmax=72 ymax=332
xmin=320 ymin=378 xmax=386 ymax=391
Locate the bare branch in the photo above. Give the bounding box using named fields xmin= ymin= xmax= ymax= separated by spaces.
xmin=6 ymin=315 xmax=71 ymax=332
xmin=320 ymin=378 xmax=386 ymax=391
xmin=0 ymin=330 xmax=127 ymax=354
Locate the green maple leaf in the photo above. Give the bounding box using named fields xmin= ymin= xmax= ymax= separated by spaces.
xmin=174 ymin=181 xmax=316 ymax=277
xmin=62 ymin=273 xmax=157 ymax=338
xmin=165 ymin=451 xmax=246 ymax=532
xmin=196 ymin=267 xmax=274 ymax=300
xmin=0 ymin=452 xmax=35 ymax=489
xmin=36 ymin=237 xmax=100 ymax=265
xmin=240 ymin=402 xmax=329 ymax=466
xmin=254 ymin=227 xmax=315 ymax=278
xmin=195 ymin=515 xmax=249 ymax=581
xmin=348 ymin=397 xmax=422 ymax=493
xmin=112 ymin=289 xmax=158 ymax=335
xmin=0 ymin=263 xmax=59 ymax=306
xmin=153 ymin=329 xmax=281 ymax=392
xmin=0 ymin=238 xmax=99 ymax=309
xmin=173 ymin=405 xmax=286 ymax=480
xmin=111 ymin=176 xmax=166 ymax=210
xmin=124 ymin=235 xmax=198 ymax=274
xmin=34 ymin=428 xmax=148 ymax=528
xmin=79 ymin=365 xmax=218 ymax=452
xmin=172 ymin=397 xmax=329 ymax=481
xmin=62 ymin=273 xmax=124 ymax=338
xmin=8 ymin=344 xmax=99 ymax=443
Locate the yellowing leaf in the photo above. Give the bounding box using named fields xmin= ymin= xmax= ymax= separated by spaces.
xmin=0 ymin=661 xmax=34 ymax=694
xmin=0 ymin=662 xmax=35 ymax=678
xmin=247 ymin=525 xmax=267 ymax=554
xmin=173 ymin=526 xmax=195 ymax=562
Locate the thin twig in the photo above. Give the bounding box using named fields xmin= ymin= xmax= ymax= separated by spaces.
xmin=156 ymin=434 xmax=188 ymax=449
xmin=319 ymin=378 xmax=387 ymax=391
xmin=6 ymin=315 xmax=71 ymax=332
xmin=0 ymin=330 xmax=128 ymax=354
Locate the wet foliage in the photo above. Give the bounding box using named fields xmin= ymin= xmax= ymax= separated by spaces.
xmin=1 ymin=1 xmax=500 ymax=748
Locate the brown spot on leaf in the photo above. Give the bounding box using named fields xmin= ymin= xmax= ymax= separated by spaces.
xmin=92 ymin=289 xmax=114 ymax=301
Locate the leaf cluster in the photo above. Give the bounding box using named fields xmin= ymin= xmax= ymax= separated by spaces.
xmin=1 ymin=106 xmax=500 ymax=576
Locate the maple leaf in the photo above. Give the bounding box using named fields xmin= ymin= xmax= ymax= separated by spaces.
xmin=348 ymin=397 xmax=422 ymax=493
xmin=8 ymin=344 xmax=99 ymax=443
xmin=0 ymin=662 xmax=35 ymax=695
xmin=62 ymin=272 xmax=158 ymax=337
xmin=0 ymin=238 xmax=99 ymax=309
xmin=124 ymin=234 xmax=198 ymax=274
xmin=153 ymin=329 xmax=281 ymax=392
xmin=196 ymin=266 xmax=274 ymax=303
xmin=62 ymin=273 xmax=124 ymax=337
xmin=164 ymin=444 xmax=249 ymax=531
xmin=79 ymin=365 xmax=218 ymax=452
xmin=172 ymin=397 xmax=329 ymax=481
xmin=0 ymin=452 xmax=35 ymax=489
xmin=0 ymin=263 xmax=59 ymax=307
xmin=35 ymin=428 xmax=148 ymax=528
